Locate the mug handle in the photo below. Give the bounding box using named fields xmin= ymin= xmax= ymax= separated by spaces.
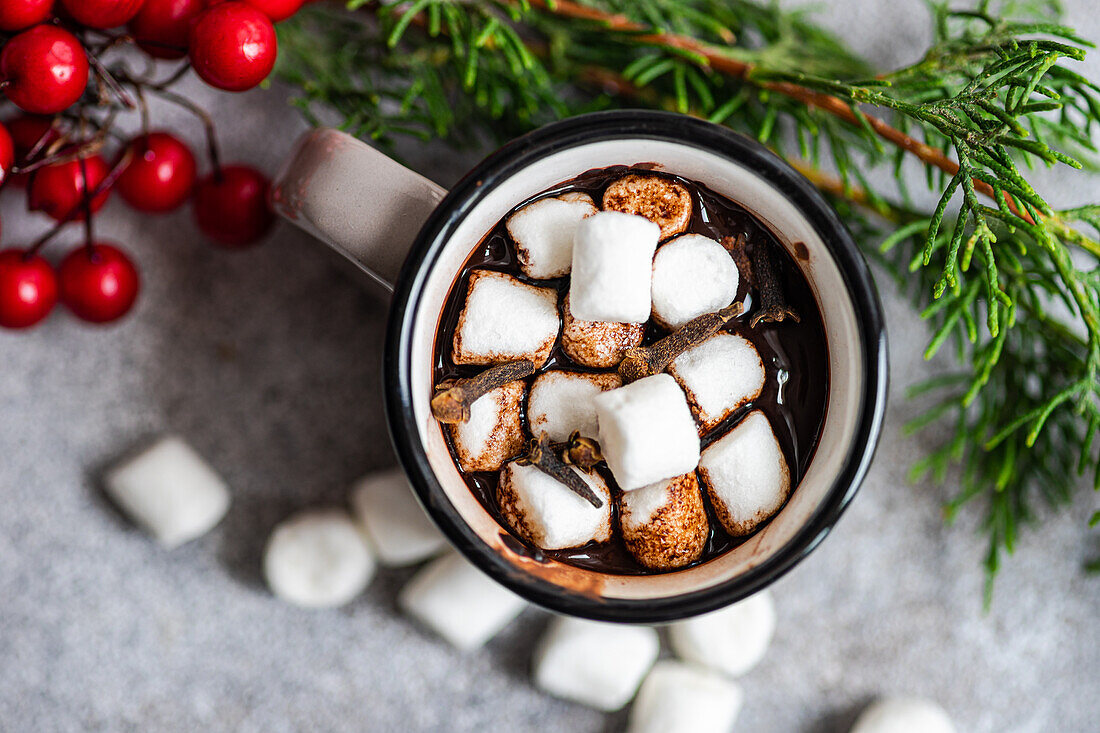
xmin=270 ymin=128 xmax=448 ymax=292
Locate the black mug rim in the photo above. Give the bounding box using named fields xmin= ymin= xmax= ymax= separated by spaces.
xmin=384 ymin=110 xmax=888 ymax=623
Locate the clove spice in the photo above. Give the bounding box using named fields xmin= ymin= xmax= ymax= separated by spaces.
xmin=517 ymin=432 xmax=604 ymax=508
xmin=732 ymin=233 xmax=800 ymax=327
xmin=617 ymin=301 xmax=744 ymax=383
xmin=431 ymin=359 xmax=536 ymax=424
xmin=560 ymin=431 xmax=603 ymax=471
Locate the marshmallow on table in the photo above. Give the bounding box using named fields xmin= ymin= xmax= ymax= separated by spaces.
xmin=669 ymin=332 xmax=766 ymax=433
xmin=619 ymin=472 xmax=709 ymax=570
xmin=851 ymin=697 xmax=956 ymax=733
xmin=602 ymin=173 xmax=693 ymax=240
xmin=533 ymin=616 xmax=660 ymax=711
xmin=263 ymin=509 xmax=376 ymax=608
xmin=569 ymin=211 xmax=660 ymax=323
xmin=651 ymin=234 xmax=740 ymax=329
xmin=506 ymin=193 xmax=597 ymax=279
xmin=527 ymin=370 xmax=622 ymax=442
xmin=668 ymin=589 xmax=776 ymax=677
xmin=452 ymin=270 xmax=560 ymax=366
xmin=498 ymin=461 xmax=612 ymax=550
xmin=349 ymin=469 xmax=446 ymax=566
xmin=561 ymin=294 xmax=645 ymax=368
xmin=102 ymin=435 xmax=230 ymax=549
xmin=398 ymin=552 xmax=526 ymax=651
xmin=698 ymin=410 xmax=790 ymax=536
xmin=627 ymin=660 xmax=743 ymax=733
xmin=446 ymin=380 xmax=525 ymax=472
xmin=594 ymin=374 xmax=701 ymax=491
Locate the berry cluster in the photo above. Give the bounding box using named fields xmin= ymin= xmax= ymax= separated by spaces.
xmin=0 ymin=0 xmax=304 ymax=330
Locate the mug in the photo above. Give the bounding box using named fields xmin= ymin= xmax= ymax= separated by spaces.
xmin=272 ymin=111 xmax=887 ymax=623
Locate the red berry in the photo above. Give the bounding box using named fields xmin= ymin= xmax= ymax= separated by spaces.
xmin=58 ymin=0 xmax=145 ymax=28
xmin=58 ymin=243 xmax=139 ymax=323
xmin=0 ymin=0 xmax=55 ymax=31
xmin=0 ymin=248 xmax=58 ymax=329
xmin=0 ymin=25 xmax=89 ymax=115
xmin=128 ymin=0 xmax=203 ymax=59
xmin=193 ymin=164 xmax=273 ymax=247
xmin=0 ymin=122 xmax=13 ymax=186
xmin=241 ymin=0 xmax=302 ymax=22
xmin=116 ymin=132 xmax=196 ymax=213
xmin=5 ymin=114 xmax=59 ymax=186
xmin=188 ymin=2 xmax=276 ymax=92
xmin=28 ymin=155 xmax=111 ymax=221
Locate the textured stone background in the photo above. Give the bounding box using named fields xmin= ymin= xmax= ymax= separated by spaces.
xmin=1 ymin=2 xmax=1098 ymax=731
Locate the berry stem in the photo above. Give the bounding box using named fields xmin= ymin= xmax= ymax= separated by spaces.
xmin=148 ymin=87 xmax=223 ymax=182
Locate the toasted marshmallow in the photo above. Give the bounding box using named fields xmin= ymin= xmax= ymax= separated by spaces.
xmin=561 ymin=294 xmax=645 ymax=368
xmin=398 ymin=552 xmax=527 ymax=651
xmin=506 ymin=193 xmax=597 ymax=279
xmin=602 ymin=173 xmax=692 ymax=240
xmin=349 ymin=469 xmax=447 ymax=567
xmin=594 ymin=374 xmax=700 ymax=491
xmin=263 ymin=509 xmax=376 ymax=608
xmin=669 ymin=332 xmax=765 ymax=433
xmin=446 ymin=380 xmax=525 ymax=472
xmin=102 ymin=435 xmax=230 ymax=549
xmin=528 ymin=370 xmax=622 ymax=443
xmin=668 ymin=590 xmax=776 ymax=677
xmin=851 ymin=697 xmax=956 ymax=733
xmin=533 ymin=616 xmax=660 ymax=711
xmin=651 ymin=234 xmax=739 ymax=329
xmin=452 ymin=270 xmax=560 ymax=366
xmin=498 ymin=462 xmax=612 ymax=550
xmin=619 ymin=472 xmax=708 ymax=570
xmin=627 ymin=660 xmax=744 ymax=733
xmin=697 ymin=410 xmax=790 ymax=535
xmin=569 ymin=211 xmax=660 ymax=323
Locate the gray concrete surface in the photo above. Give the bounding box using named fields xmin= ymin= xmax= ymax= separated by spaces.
xmin=1 ymin=2 xmax=1098 ymax=731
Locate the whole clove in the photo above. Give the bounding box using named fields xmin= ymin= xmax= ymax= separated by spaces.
xmin=617 ymin=302 xmax=744 ymax=383
xmin=431 ymin=359 xmax=536 ymax=424
xmin=749 ymin=238 xmax=800 ymax=327
xmin=517 ymin=432 xmax=604 ymax=508
xmin=560 ymin=431 xmax=603 ymax=471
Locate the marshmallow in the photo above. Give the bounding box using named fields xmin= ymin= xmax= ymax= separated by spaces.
xmin=619 ymin=472 xmax=708 ymax=570
xmin=452 ymin=270 xmax=560 ymax=366
xmin=668 ymin=590 xmax=776 ymax=677
xmin=569 ymin=211 xmax=660 ymax=323
xmin=533 ymin=616 xmax=660 ymax=711
xmin=561 ymin=294 xmax=645 ymax=368
xmin=506 ymin=193 xmax=597 ymax=279
xmin=447 ymin=380 xmax=525 ymax=472
xmin=398 ymin=552 xmax=526 ymax=651
xmin=602 ymin=173 xmax=693 ymax=240
xmin=651 ymin=234 xmax=739 ymax=329
xmin=498 ymin=461 xmax=612 ymax=550
xmin=102 ymin=436 xmax=230 ymax=549
xmin=349 ymin=468 xmax=447 ymax=566
xmin=527 ymin=370 xmax=622 ymax=442
xmin=594 ymin=374 xmax=700 ymax=491
xmin=263 ymin=509 xmax=376 ymax=608
xmin=698 ymin=410 xmax=790 ymax=536
xmin=851 ymin=697 xmax=956 ymax=733
xmin=669 ymin=333 xmax=766 ymax=433
xmin=627 ymin=660 xmax=744 ymax=733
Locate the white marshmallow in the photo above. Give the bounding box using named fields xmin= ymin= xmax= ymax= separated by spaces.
xmin=452 ymin=270 xmax=560 ymax=366
xmin=669 ymin=333 xmax=765 ymax=433
xmin=447 ymin=380 xmax=526 ymax=472
xmin=527 ymin=370 xmax=621 ymax=442
xmin=533 ymin=616 xmax=660 ymax=711
xmin=569 ymin=211 xmax=660 ymax=323
xmin=398 ymin=552 xmax=526 ymax=651
xmin=619 ymin=472 xmax=708 ymax=570
xmin=506 ymin=194 xmax=597 ymax=279
xmin=103 ymin=435 xmax=230 ymax=549
xmin=594 ymin=374 xmax=700 ymax=491
xmin=668 ymin=590 xmax=776 ymax=677
xmin=498 ymin=462 xmax=611 ymax=550
xmin=651 ymin=234 xmax=739 ymax=328
xmin=698 ymin=410 xmax=790 ymax=536
xmin=627 ymin=660 xmax=743 ymax=733
xmin=851 ymin=697 xmax=956 ymax=733
xmin=263 ymin=509 xmax=376 ymax=608
xmin=349 ymin=469 xmax=447 ymax=566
